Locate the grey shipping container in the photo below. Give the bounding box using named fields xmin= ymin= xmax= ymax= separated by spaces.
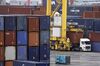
xmin=17 ymin=16 xmax=27 ymax=30
xmin=92 ymin=42 xmax=100 ymax=52
xmin=40 ymin=31 xmax=50 ymax=44
xmin=17 ymin=46 xmax=27 ymax=60
xmin=0 ymin=17 xmax=4 ymax=30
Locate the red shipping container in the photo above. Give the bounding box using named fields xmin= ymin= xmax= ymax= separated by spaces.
xmin=89 ymin=32 xmax=100 ymax=42
xmin=93 ymin=6 xmax=100 ymax=11
xmin=0 ymin=32 xmax=4 ymax=46
xmin=5 ymin=31 xmax=16 ymax=46
xmin=94 ymin=12 xmax=100 ymax=18
xmin=5 ymin=61 xmax=13 ymax=66
xmin=9 ymin=6 xmax=31 ymax=14
xmin=68 ymin=31 xmax=83 ymax=44
xmin=83 ymin=11 xmax=95 ymax=18
xmin=29 ymin=32 xmax=39 ymax=46
xmin=0 ymin=6 xmax=9 ymax=14
xmin=28 ymin=17 xmax=39 ymax=31
xmin=0 ymin=47 xmax=4 ymax=61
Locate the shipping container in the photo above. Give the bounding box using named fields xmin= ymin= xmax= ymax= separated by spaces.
xmin=40 ymin=31 xmax=50 ymax=44
xmin=0 ymin=47 xmax=4 ymax=61
xmin=5 ymin=61 xmax=13 ymax=66
xmin=0 ymin=62 xmax=3 ymax=66
xmin=89 ymin=32 xmax=100 ymax=42
xmin=40 ymin=16 xmax=50 ymax=30
xmin=5 ymin=46 xmax=16 ymax=60
xmin=68 ymin=31 xmax=83 ymax=44
xmin=95 ymin=12 xmax=100 ymax=18
xmin=5 ymin=16 xmax=16 ymax=31
xmin=40 ymin=44 xmax=50 ymax=62
xmin=94 ymin=19 xmax=100 ymax=31
xmin=93 ymin=6 xmax=100 ymax=11
xmin=17 ymin=31 xmax=27 ymax=45
xmin=29 ymin=32 xmax=39 ymax=47
xmin=83 ymin=11 xmax=95 ymax=18
xmin=28 ymin=17 xmax=39 ymax=31
xmin=0 ymin=32 xmax=4 ymax=46
xmin=17 ymin=46 xmax=27 ymax=60
xmin=17 ymin=16 xmax=27 ymax=31
xmin=92 ymin=42 xmax=100 ymax=52
xmin=68 ymin=6 xmax=93 ymax=16
xmin=0 ymin=6 xmax=8 ymax=14
xmin=28 ymin=47 xmax=39 ymax=61
xmin=9 ymin=7 xmax=31 ymax=14
xmin=0 ymin=17 xmax=4 ymax=30
xmin=5 ymin=31 xmax=16 ymax=46
xmin=13 ymin=60 xmax=50 ymax=66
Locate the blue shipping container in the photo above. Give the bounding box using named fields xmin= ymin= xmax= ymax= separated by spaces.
xmin=17 ymin=16 xmax=27 ymax=30
xmin=17 ymin=31 xmax=27 ymax=45
xmin=40 ymin=16 xmax=50 ymax=30
xmin=13 ymin=60 xmax=50 ymax=66
xmin=0 ymin=62 xmax=3 ymax=66
xmin=40 ymin=31 xmax=50 ymax=44
xmin=17 ymin=46 xmax=27 ymax=60
xmin=0 ymin=17 xmax=4 ymax=30
xmin=92 ymin=42 xmax=100 ymax=52
xmin=5 ymin=16 xmax=16 ymax=31
xmin=40 ymin=44 xmax=50 ymax=62
xmin=94 ymin=19 xmax=100 ymax=31
xmin=28 ymin=47 xmax=39 ymax=61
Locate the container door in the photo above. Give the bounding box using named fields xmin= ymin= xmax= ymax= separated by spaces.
xmin=29 ymin=32 xmax=39 ymax=46
xmin=5 ymin=31 xmax=16 ymax=46
xmin=0 ymin=32 xmax=4 ymax=46
xmin=17 ymin=16 xmax=27 ymax=30
xmin=5 ymin=61 xmax=13 ymax=66
xmin=28 ymin=47 xmax=39 ymax=61
xmin=40 ymin=44 xmax=50 ymax=62
xmin=5 ymin=46 xmax=16 ymax=60
xmin=0 ymin=16 xmax=4 ymax=30
xmin=17 ymin=31 xmax=27 ymax=45
xmin=0 ymin=47 xmax=4 ymax=61
xmin=5 ymin=16 xmax=16 ymax=31
xmin=17 ymin=46 xmax=27 ymax=60
xmin=40 ymin=31 xmax=49 ymax=44
xmin=28 ymin=17 xmax=39 ymax=31
xmin=40 ymin=16 xmax=50 ymax=30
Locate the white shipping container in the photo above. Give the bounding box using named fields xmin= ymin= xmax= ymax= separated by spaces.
xmin=52 ymin=27 xmax=61 ymax=37
xmin=5 ymin=46 xmax=16 ymax=60
xmin=54 ymin=16 xmax=62 ymax=26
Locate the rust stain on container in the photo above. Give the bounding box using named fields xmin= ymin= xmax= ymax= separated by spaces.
xmin=89 ymin=32 xmax=100 ymax=42
xmin=68 ymin=31 xmax=83 ymax=44
xmin=5 ymin=61 xmax=13 ymax=66
xmin=5 ymin=31 xmax=16 ymax=46
xmin=0 ymin=47 xmax=4 ymax=61
xmin=29 ymin=32 xmax=39 ymax=46
xmin=28 ymin=17 xmax=39 ymax=31
xmin=0 ymin=32 xmax=4 ymax=46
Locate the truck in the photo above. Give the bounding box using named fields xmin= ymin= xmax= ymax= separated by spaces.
xmin=80 ymin=38 xmax=91 ymax=51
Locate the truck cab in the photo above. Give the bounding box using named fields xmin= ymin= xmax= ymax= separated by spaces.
xmin=80 ymin=38 xmax=91 ymax=51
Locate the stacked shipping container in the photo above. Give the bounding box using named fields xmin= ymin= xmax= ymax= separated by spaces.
xmin=0 ymin=15 xmax=50 ymax=66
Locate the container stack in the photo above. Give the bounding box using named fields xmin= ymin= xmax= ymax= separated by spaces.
xmin=0 ymin=15 xmax=50 ymax=66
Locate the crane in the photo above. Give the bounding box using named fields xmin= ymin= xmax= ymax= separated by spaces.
xmin=46 ymin=0 xmax=71 ymax=50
